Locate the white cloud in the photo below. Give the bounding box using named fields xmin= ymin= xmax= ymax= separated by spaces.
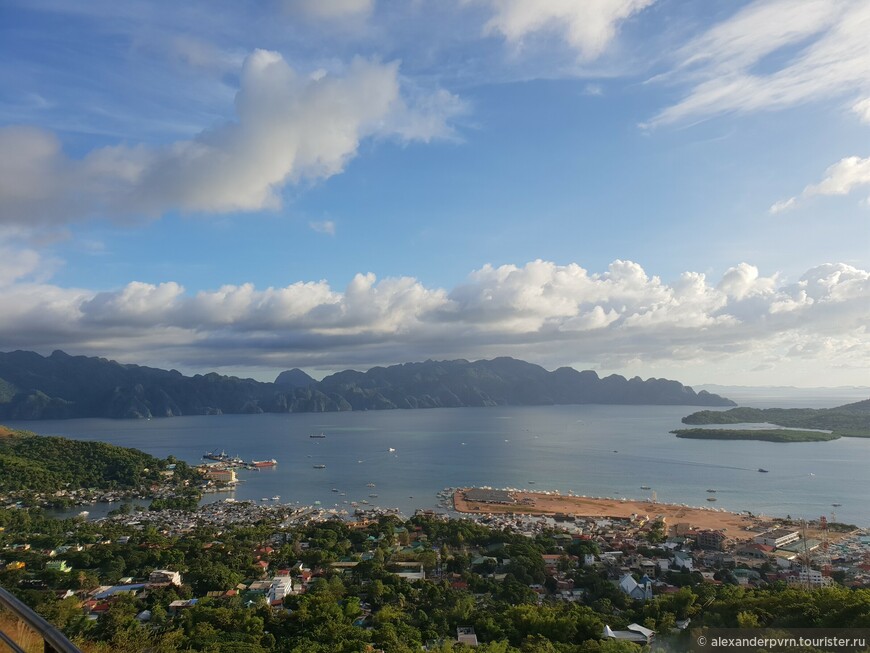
xmin=771 ymin=155 xmax=870 ymax=211
xmin=0 ymin=259 xmax=866 ymax=383
xmin=851 ymin=97 xmax=870 ymax=124
xmin=769 ymin=197 xmax=797 ymax=214
xmin=0 ymin=50 xmax=462 ymax=227
xmin=0 ymin=247 xmax=44 ymax=286
xmin=309 ymin=220 xmax=336 ymax=235
xmin=475 ymin=0 xmax=655 ymax=60
xmin=649 ymin=0 xmax=870 ymax=126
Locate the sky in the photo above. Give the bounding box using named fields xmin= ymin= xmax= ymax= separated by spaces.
xmin=0 ymin=0 xmax=868 ymax=387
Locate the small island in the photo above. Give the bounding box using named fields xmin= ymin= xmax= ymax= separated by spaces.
xmin=679 ymin=398 xmax=870 ymax=440
xmin=672 ymin=427 xmax=839 ymax=442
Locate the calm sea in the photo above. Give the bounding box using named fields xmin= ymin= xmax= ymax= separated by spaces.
xmin=7 ymin=400 xmax=869 ymax=526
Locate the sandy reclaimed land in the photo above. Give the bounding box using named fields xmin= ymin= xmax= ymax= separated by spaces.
xmin=454 ymin=489 xmax=767 ymax=540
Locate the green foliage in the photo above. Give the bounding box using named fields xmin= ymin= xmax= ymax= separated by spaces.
xmin=672 ymin=428 xmax=840 ymax=442
xmin=0 ymin=429 xmax=163 ymax=491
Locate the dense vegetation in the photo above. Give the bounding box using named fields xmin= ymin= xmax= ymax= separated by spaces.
xmin=672 ymin=428 xmax=840 ymax=442
xmin=2 ymin=509 xmax=869 ymax=653
xmin=0 ymin=429 xmax=164 ymax=492
xmin=0 ymin=350 xmax=734 ymax=420
xmin=682 ymin=399 xmax=870 ymax=438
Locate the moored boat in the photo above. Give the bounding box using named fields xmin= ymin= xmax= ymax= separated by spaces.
xmin=251 ymin=459 xmax=277 ymax=468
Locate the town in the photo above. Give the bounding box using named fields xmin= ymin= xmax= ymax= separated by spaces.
xmin=3 ymin=479 xmax=870 ymax=652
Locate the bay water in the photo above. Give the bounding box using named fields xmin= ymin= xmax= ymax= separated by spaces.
xmin=7 ymin=400 xmax=869 ymax=527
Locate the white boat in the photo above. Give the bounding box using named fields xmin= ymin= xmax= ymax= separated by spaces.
xmin=388 ymin=447 xmax=396 ymax=452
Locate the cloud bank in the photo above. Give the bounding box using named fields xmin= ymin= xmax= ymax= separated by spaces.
xmin=1 ymin=259 xmax=866 ymax=382
xmin=0 ymin=50 xmax=462 ymax=227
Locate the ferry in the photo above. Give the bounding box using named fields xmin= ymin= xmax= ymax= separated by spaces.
xmin=204 ymin=450 xmax=242 ymax=463
xmin=251 ymin=459 xmax=277 ymax=468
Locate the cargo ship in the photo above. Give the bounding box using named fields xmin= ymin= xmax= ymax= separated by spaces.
xmin=251 ymin=459 xmax=277 ymax=468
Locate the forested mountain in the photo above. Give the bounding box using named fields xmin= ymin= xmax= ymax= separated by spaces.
xmin=0 ymin=350 xmax=734 ymax=420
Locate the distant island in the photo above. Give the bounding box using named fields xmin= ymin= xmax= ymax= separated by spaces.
xmin=0 ymin=349 xmax=734 ymax=420
xmin=678 ymin=399 xmax=870 ymax=440
xmin=672 ymin=428 xmax=840 ymax=443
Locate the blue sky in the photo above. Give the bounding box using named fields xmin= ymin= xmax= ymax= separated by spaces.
xmin=0 ymin=0 xmax=868 ymax=386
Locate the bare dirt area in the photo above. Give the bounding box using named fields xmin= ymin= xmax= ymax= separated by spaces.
xmin=454 ymin=489 xmax=768 ymax=540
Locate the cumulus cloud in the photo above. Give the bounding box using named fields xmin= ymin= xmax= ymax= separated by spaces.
xmin=770 ymin=155 xmax=870 ymax=212
xmin=474 ymin=0 xmax=655 ymax=60
xmin=648 ymin=0 xmax=870 ymax=126
xmin=0 ymin=259 xmax=867 ymax=381
xmin=0 ymin=50 xmax=462 ymax=227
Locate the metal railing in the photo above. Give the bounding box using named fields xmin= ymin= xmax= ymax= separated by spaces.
xmin=0 ymin=586 xmax=82 ymax=653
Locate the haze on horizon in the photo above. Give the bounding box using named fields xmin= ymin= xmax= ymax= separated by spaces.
xmin=0 ymin=0 xmax=868 ymax=388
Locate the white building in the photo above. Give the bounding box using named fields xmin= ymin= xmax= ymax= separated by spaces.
xmin=787 ymin=569 xmax=833 ymax=588
xmin=267 ymin=577 xmax=294 ymax=604
xmin=618 ymin=573 xmax=653 ymax=601
xmin=148 ymin=569 xmax=182 ymax=586
xmin=754 ymin=529 xmax=800 ymax=549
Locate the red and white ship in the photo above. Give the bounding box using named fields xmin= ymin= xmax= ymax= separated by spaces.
xmin=250 ymin=459 xmax=277 ymax=468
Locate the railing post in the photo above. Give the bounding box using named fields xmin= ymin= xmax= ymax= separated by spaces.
xmin=0 ymin=585 xmax=83 ymax=653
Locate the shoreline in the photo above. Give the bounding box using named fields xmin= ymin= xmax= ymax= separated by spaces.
xmin=453 ymin=488 xmax=770 ymax=539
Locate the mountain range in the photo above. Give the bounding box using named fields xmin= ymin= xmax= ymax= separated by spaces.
xmin=0 ymin=350 xmax=734 ymax=420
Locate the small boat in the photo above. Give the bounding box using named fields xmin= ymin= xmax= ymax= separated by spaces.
xmin=369 ymin=494 xmax=378 ymax=498
xmin=707 ymin=489 xmax=717 ymax=493
xmin=261 ymin=497 xmax=269 ymax=502
xmin=528 ymin=481 xmax=535 ymax=484
xmin=367 ymin=483 xmax=376 ymax=487
xmin=309 ymin=433 xmax=326 ymax=438
xmin=640 ymin=486 xmax=651 ymax=490
xmin=272 ymin=495 xmax=280 ymax=500
xmin=313 ymin=464 xmax=326 ymax=469
xmin=707 ymin=497 xmax=717 ymax=502
xmin=331 ymin=488 xmax=339 ymax=493
xmin=388 ymin=447 xmax=396 ymax=453
xmin=758 ymin=468 xmax=769 ymax=473
xmin=832 ymin=503 xmax=842 ymax=507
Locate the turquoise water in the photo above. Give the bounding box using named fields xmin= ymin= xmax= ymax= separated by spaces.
xmin=7 ymin=404 xmax=870 ymax=526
